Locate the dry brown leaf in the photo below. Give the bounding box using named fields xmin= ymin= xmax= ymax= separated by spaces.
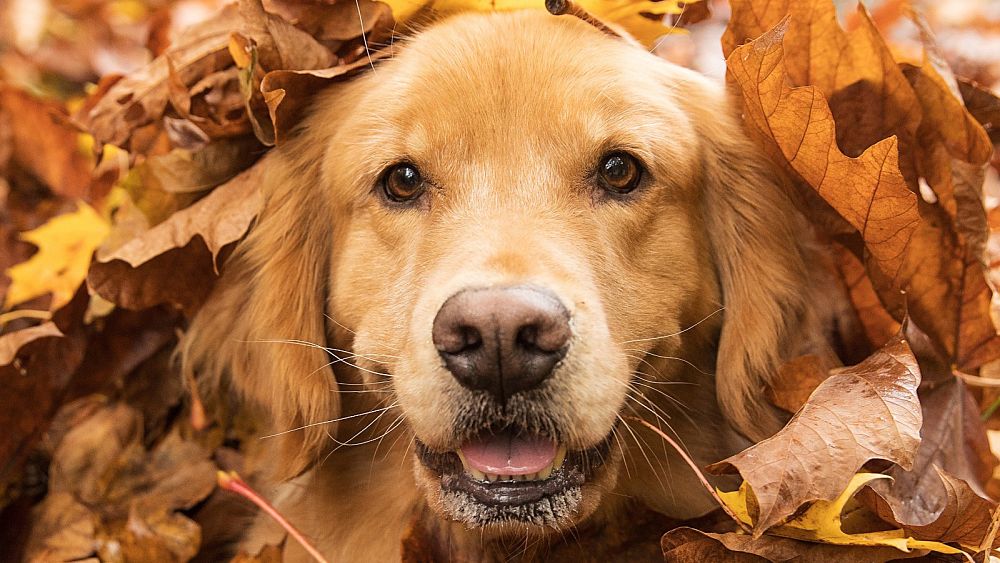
xmin=31 ymin=402 xmax=216 ymax=562
xmin=660 ymin=527 xmax=926 ymax=563
xmin=725 ymin=9 xmax=1000 ymax=372
xmin=263 ymin=0 xmax=392 ymax=42
xmin=707 ymin=335 xmax=922 ymax=533
xmin=866 ymin=467 xmax=998 ymax=549
xmin=261 ymin=55 xmax=386 ymax=145
xmin=863 ymin=378 xmax=997 ymax=539
xmin=766 ymin=354 xmax=836 ymax=414
xmin=238 ymin=0 xmax=336 ymax=72
xmin=23 ymin=492 xmax=97 ymax=563
xmin=80 ymin=5 xmax=238 ymax=150
xmin=0 ymin=322 xmax=62 ymax=365
xmin=0 ymin=86 xmax=98 ymax=200
xmin=723 ymin=0 xmax=922 ymax=161
xmin=832 ymin=244 xmax=901 ymax=351
xmin=89 ymin=157 xmax=265 ymax=313
xmin=960 ymin=79 xmax=1000 ymax=143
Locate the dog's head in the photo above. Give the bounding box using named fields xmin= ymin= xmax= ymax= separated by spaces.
xmin=182 ymin=11 xmax=817 ymax=535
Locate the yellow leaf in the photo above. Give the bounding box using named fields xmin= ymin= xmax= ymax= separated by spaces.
xmin=718 ymin=474 xmax=970 ymax=559
xmin=4 ymin=203 xmax=111 ymax=311
xmin=379 ymin=0 xmax=692 ymax=46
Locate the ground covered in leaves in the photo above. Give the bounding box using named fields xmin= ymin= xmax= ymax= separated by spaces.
xmin=2 ymin=0 xmax=1000 ymax=561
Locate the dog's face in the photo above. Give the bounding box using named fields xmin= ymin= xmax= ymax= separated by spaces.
xmin=321 ymin=13 xmax=725 ymax=531
xmin=183 ymin=10 xmax=815 ymax=539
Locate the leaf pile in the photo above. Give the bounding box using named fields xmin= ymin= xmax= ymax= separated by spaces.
xmin=1 ymin=0 xmax=1000 ymax=561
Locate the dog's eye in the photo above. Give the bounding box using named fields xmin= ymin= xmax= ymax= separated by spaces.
xmin=597 ymin=152 xmax=642 ymax=194
xmin=381 ymin=163 xmax=425 ymax=203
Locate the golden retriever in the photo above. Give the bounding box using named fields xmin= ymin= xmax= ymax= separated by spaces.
xmin=181 ymin=9 xmax=832 ymax=561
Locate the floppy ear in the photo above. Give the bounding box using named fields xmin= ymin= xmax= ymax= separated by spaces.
xmin=679 ymin=76 xmax=826 ymax=441
xmin=179 ymin=147 xmax=337 ymax=480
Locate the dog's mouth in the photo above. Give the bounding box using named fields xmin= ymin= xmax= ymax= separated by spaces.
xmin=415 ymin=427 xmax=612 ymax=528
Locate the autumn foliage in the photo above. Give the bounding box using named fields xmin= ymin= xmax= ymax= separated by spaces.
xmin=2 ymin=0 xmax=1000 ymax=561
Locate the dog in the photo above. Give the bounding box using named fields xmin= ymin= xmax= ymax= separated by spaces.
xmin=180 ymin=9 xmax=833 ymax=561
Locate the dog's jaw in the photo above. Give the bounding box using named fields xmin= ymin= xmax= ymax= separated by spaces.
xmin=412 ymin=439 xmax=622 ymax=534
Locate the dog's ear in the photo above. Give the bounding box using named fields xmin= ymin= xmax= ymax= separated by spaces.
xmin=179 ymin=149 xmax=337 ymax=480
xmin=675 ymin=73 xmax=823 ymax=441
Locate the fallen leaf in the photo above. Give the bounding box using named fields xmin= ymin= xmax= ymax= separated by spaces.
xmin=238 ymin=0 xmax=336 ymax=73
xmin=4 ymin=202 xmax=110 ymax=312
xmin=765 ymin=354 xmax=836 ymax=414
xmin=832 ymin=243 xmax=900 ymax=352
xmin=866 ymin=467 xmax=998 ymax=549
xmin=960 ymin=80 xmax=1000 ymax=143
xmin=724 ymin=8 xmax=1000 ymax=371
xmin=717 ymin=474 xmax=965 ymax=557
xmin=88 ymin=157 xmax=265 ymax=313
xmin=708 ymin=335 xmax=922 ymax=533
xmin=261 ymin=55 xmax=387 ymax=145
xmin=263 ymin=0 xmax=392 ymax=41
xmin=80 ymin=5 xmax=238 ymax=150
xmin=31 ymin=402 xmax=216 ymax=562
xmin=863 ymin=378 xmax=998 ymax=543
xmin=0 ymin=322 xmax=62 ymax=365
xmin=0 ymin=86 xmax=97 ymax=200
xmin=23 ymin=492 xmax=97 ymax=563
xmin=661 ymin=526 xmax=926 ymax=563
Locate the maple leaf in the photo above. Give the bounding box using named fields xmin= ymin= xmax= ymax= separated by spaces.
xmin=715 ymin=474 xmax=967 ymax=558
xmin=724 ymin=1 xmax=1000 ymax=372
xmin=708 ymin=335 xmax=922 ymax=533
xmin=4 ymin=202 xmax=109 ymax=312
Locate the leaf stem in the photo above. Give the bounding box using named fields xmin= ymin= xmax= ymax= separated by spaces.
xmin=625 ymin=416 xmax=752 ymax=533
xmin=217 ymin=470 xmax=330 ymax=563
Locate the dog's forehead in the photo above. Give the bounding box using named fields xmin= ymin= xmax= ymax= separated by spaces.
xmin=375 ymin=11 xmax=680 ymax=152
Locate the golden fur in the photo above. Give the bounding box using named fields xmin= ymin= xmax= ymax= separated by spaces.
xmin=180 ymin=11 xmax=833 ymax=561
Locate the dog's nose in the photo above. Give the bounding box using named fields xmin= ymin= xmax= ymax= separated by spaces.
xmin=432 ymin=286 xmax=571 ymax=402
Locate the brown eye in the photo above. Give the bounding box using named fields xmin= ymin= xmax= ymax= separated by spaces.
xmin=382 ymin=163 xmax=424 ymax=202
xmin=597 ymin=152 xmax=642 ymax=194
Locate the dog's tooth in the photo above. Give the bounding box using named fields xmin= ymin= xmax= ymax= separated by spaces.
xmin=487 ymin=473 xmax=498 ymax=482
xmin=523 ymin=472 xmax=537 ymax=481
xmin=468 ymin=468 xmax=486 ymax=481
xmin=553 ymin=445 xmax=567 ymax=469
xmin=456 ymin=449 xmax=470 ymax=470
xmin=537 ymin=465 xmax=553 ymax=480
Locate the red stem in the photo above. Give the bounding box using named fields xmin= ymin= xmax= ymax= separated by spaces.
xmin=625 ymin=416 xmax=752 ymax=532
xmin=217 ymin=471 xmax=330 ymax=563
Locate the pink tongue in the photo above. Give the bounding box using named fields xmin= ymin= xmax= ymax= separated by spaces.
xmin=461 ymin=434 xmax=557 ymax=475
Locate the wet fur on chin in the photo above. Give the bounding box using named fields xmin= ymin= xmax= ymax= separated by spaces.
xmin=178 ymin=9 xmax=836 ymax=560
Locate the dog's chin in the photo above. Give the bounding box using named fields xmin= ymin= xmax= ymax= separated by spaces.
xmin=412 ymin=428 xmax=619 ymax=534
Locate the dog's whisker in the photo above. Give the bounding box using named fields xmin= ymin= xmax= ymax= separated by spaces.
xmin=244 ymin=338 xmax=401 ymax=361
xmin=618 ymin=408 xmax=671 ymax=494
xmin=626 ymin=390 xmax=691 ymax=458
xmin=630 ymin=374 xmax=695 ymax=387
xmin=261 ymin=403 xmax=398 ymax=438
xmin=334 ymin=413 xmax=405 ymax=449
xmin=629 ymin=380 xmax=688 ymax=412
xmin=331 ymin=408 xmax=391 ymax=451
xmin=624 ymin=352 xmax=666 ymax=380
xmin=609 ymin=419 xmax=632 ymax=479
xmin=617 ymin=307 xmax=724 ymax=345
xmin=625 ymin=348 xmax=714 ymax=376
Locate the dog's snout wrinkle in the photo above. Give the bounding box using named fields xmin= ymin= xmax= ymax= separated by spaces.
xmin=432 ymin=286 xmax=570 ymax=403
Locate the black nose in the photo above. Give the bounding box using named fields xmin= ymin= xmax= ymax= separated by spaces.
xmin=432 ymin=286 xmax=571 ymax=403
